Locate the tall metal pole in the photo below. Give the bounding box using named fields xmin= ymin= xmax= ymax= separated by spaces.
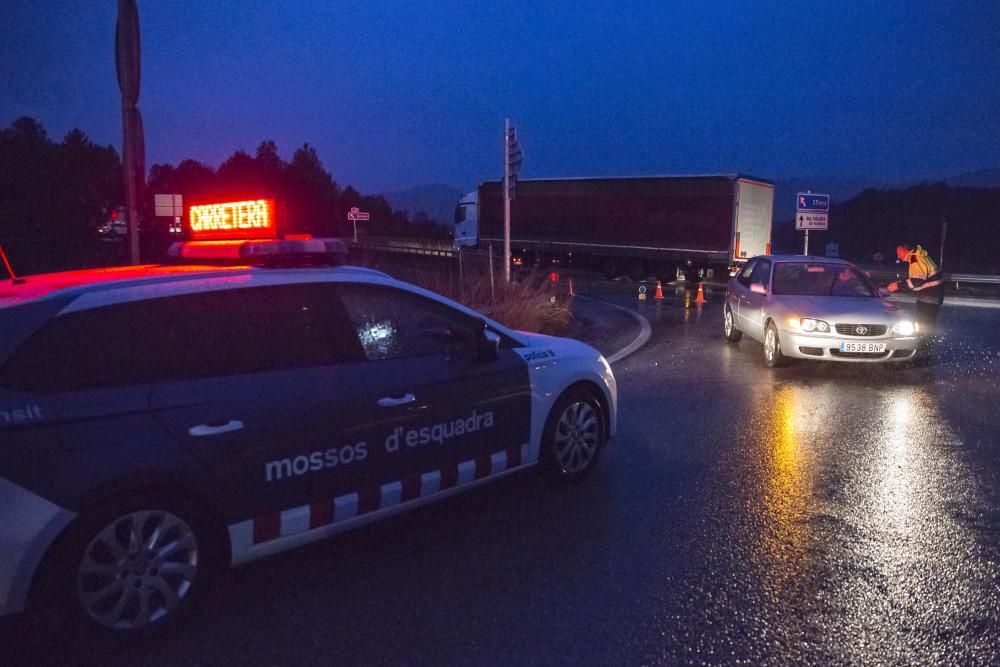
xmin=116 ymin=0 xmax=145 ymax=265
xmin=939 ymin=217 xmax=948 ymax=271
xmin=503 ymin=118 xmax=511 ymax=283
xmin=803 ymin=229 xmax=809 ymax=256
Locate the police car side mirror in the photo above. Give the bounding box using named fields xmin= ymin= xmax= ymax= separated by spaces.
xmin=477 ymin=327 xmax=501 ymax=363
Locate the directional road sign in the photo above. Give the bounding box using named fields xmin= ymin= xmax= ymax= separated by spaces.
xmin=347 ymin=207 xmax=370 ymax=222
xmin=796 ymin=212 xmax=829 ymax=230
xmin=797 ymin=193 xmax=829 ymax=212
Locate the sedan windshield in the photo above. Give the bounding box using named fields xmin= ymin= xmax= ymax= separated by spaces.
xmin=772 ymin=262 xmax=878 ymax=297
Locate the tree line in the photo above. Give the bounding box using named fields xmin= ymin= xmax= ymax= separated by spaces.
xmin=0 ymin=117 xmax=123 ymax=274
xmin=0 ymin=117 xmax=443 ymax=276
xmin=3 ymin=116 xmax=997 ymax=276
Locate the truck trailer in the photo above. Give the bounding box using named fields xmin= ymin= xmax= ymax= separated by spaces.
xmin=454 ymin=174 xmax=774 ymax=280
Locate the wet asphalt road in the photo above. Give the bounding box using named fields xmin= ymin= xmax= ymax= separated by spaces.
xmin=10 ymin=279 xmax=1000 ymax=666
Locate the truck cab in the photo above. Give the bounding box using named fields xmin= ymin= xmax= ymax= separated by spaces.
xmin=453 ymin=191 xmax=478 ymax=248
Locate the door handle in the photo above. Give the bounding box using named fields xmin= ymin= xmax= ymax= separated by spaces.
xmin=377 ymin=393 xmax=416 ymax=407
xmin=188 ymin=420 xmax=244 ymax=437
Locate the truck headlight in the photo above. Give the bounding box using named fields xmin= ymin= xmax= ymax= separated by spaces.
xmin=892 ymin=321 xmax=915 ymax=336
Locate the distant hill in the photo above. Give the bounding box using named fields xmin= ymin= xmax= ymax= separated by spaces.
xmin=772 ymin=169 xmax=1000 ymax=221
xmin=379 ymin=184 xmax=464 ymax=226
xmin=771 ymin=181 xmax=1000 ymax=273
xmin=946 ymin=169 xmax=1000 ymax=188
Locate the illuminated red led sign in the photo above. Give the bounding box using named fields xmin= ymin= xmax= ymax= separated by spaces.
xmin=188 ymin=199 xmax=276 ymax=240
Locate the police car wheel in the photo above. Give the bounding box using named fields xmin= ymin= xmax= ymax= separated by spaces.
xmin=542 ymin=389 xmax=606 ymax=481
xmin=724 ymin=306 xmax=742 ymax=343
xmin=36 ymin=496 xmax=221 ymax=640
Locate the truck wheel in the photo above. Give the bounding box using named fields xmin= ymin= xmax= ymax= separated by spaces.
xmin=628 ymin=260 xmax=647 ymax=282
xmin=763 ymin=322 xmax=786 ymax=368
xmin=724 ymin=306 xmax=742 ymax=343
xmin=601 ymin=260 xmax=619 ymax=280
xmin=541 ymin=389 xmax=606 ymax=482
xmin=654 ymin=267 xmax=675 ymax=284
xmin=33 ymin=494 xmax=222 ymax=641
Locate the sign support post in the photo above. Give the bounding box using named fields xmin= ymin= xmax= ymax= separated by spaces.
xmin=503 ymin=118 xmax=511 ymax=284
xmin=347 ymin=207 xmax=370 ymax=243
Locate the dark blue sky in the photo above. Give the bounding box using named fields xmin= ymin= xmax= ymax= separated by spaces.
xmin=2 ymin=1 xmax=998 ymax=194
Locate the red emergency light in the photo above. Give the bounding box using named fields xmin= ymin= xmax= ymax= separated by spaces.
xmin=188 ymin=198 xmax=277 ymax=241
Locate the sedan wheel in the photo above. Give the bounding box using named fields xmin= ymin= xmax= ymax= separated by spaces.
xmin=724 ymin=307 xmax=742 ymax=343
xmin=764 ymin=322 xmax=785 ymax=368
xmin=77 ymin=510 xmax=199 ymax=631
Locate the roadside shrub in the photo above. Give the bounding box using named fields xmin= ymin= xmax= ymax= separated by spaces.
xmin=363 ymin=255 xmax=573 ymax=335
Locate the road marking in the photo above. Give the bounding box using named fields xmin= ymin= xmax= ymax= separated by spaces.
xmin=575 ymin=295 xmax=652 ymax=364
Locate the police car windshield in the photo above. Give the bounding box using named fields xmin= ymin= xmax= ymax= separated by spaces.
xmin=772 ymin=262 xmax=878 ymax=298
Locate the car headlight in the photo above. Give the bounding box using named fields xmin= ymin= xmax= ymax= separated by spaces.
xmin=892 ymin=321 xmax=916 ymax=336
xmin=791 ymin=317 xmax=830 ymax=333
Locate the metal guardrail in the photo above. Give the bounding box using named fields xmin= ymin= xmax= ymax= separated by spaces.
xmin=948 ymin=273 xmax=1000 ymax=285
xmin=858 ymin=266 xmax=1000 ymax=287
xmin=352 ymin=239 xmax=457 ymax=258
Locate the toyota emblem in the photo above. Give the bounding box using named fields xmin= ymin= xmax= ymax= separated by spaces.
xmin=855 ymin=326 xmax=868 ymax=335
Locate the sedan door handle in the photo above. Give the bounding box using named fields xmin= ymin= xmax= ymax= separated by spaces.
xmin=377 ymin=393 xmax=416 ymax=408
xmin=188 ymin=420 xmax=244 ymax=437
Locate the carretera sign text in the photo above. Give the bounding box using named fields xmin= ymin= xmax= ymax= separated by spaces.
xmin=188 ymin=198 xmax=277 ymax=240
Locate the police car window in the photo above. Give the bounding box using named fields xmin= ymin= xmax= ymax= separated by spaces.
xmin=154 ymin=284 xmax=363 ymax=380
xmin=338 ymin=286 xmax=477 ymax=361
xmin=0 ymin=284 xmax=362 ymax=392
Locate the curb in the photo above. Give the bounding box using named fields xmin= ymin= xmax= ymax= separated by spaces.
xmin=574 ymin=295 xmax=653 ymax=364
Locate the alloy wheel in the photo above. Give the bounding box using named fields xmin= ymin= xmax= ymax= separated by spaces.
xmin=553 ymin=401 xmax=601 ymax=473
xmin=76 ymin=510 xmax=199 ymax=630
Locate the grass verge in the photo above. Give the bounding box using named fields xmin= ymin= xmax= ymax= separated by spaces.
xmin=362 ymin=256 xmax=574 ymax=335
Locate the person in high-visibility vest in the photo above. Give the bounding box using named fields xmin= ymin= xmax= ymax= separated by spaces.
xmin=886 ymin=243 xmax=944 ymax=334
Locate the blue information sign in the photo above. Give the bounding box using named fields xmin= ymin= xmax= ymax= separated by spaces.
xmin=797 ymin=193 xmax=830 ymax=212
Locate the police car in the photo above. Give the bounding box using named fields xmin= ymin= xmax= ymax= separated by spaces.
xmin=0 ymin=205 xmax=617 ymax=637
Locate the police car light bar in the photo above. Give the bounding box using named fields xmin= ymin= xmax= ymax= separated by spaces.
xmin=167 ymin=238 xmax=349 ymax=266
xmin=189 ymin=199 xmax=277 ymax=241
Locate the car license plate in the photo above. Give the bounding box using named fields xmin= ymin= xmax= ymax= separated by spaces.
xmin=839 ymin=341 xmax=887 ymax=353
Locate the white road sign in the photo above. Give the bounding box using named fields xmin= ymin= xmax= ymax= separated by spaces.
xmin=154 ymin=194 xmax=183 ymax=217
xmin=796 ymin=212 xmax=828 ymax=230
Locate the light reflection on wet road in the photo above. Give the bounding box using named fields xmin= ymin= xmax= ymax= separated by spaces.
xmin=599 ymin=278 xmax=1000 ymax=664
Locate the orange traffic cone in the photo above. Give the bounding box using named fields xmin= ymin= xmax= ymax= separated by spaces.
xmin=695 ymin=282 xmax=706 ymax=305
xmin=654 ymin=280 xmax=664 ymax=300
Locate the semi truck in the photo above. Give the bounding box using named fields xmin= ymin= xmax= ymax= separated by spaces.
xmin=454 ymin=174 xmax=774 ymax=280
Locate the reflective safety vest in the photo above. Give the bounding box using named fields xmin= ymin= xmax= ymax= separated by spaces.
xmin=906 ymin=245 xmax=942 ymax=292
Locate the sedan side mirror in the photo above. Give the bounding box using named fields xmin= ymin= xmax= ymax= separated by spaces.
xmin=878 ymin=287 xmax=890 ymax=298
xmin=750 ymin=283 xmax=767 ymax=295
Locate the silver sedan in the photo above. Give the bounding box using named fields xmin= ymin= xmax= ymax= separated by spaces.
xmin=724 ymin=255 xmax=920 ymax=366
